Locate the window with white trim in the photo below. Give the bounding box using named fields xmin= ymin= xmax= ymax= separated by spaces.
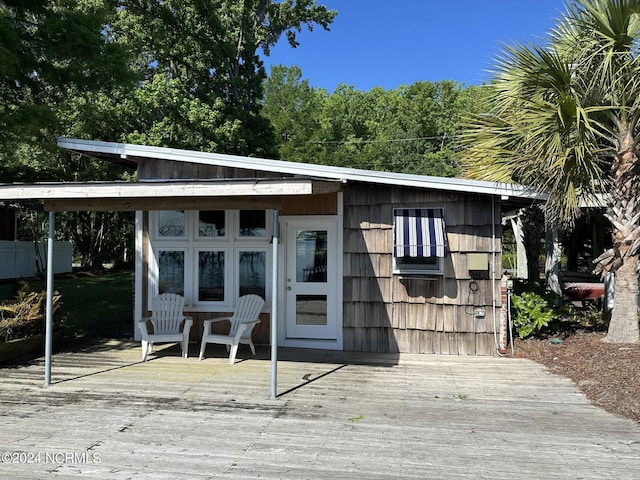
xmin=393 ymin=208 xmax=446 ymax=275
xmin=150 ymin=210 xmax=271 ymax=309
xmin=196 ymin=249 xmax=227 ymax=302
xmin=157 ymin=248 xmax=186 ymax=294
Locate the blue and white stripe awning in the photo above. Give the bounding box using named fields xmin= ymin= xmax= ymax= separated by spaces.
xmin=393 ymin=208 xmax=446 ymax=258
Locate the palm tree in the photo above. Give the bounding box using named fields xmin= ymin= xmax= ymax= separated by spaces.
xmin=462 ymin=0 xmax=640 ymax=343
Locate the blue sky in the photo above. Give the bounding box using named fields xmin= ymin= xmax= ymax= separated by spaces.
xmin=263 ymin=0 xmax=568 ymax=92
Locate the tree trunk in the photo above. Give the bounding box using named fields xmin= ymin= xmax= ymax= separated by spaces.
xmin=604 ymin=255 xmax=639 ymax=343
xmin=603 ymin=125 xmax=640 ymax=343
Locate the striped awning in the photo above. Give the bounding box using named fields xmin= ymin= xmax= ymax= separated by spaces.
xmin=393 ymin=208 xmax=446 ymax=258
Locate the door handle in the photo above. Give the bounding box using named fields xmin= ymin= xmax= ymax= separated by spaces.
xmin=287 ymin=286 xmax=292 ymax=291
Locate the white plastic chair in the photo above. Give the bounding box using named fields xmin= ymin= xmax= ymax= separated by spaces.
xmin=199 ymin=294 xmax=265 ymax=364
xmin=138 ymin=293 xmax=193 ymax=361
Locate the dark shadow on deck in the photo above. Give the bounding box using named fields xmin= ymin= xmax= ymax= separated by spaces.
xmin=276 ymin=364 xmax=347 ymax=398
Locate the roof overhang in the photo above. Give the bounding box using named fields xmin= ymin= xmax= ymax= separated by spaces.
xmin=57 ymin=137 xmax=545 ymax=201
xmin=0 ymin=178 xmax=343 ymax=212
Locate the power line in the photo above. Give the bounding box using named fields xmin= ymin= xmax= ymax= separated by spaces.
xmin=280 ymin=133 xmax=462 ymax=147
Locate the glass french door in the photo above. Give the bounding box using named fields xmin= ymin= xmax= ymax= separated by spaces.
xmin=285 ymin=220 xmax=338 ymax=340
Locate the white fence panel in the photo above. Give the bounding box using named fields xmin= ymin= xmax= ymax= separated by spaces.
xmin=0 ymin=241 xmax=73 ymax=279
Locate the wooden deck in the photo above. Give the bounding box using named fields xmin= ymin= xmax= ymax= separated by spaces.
xmin=1 ymin=340 xmax=639 ymax=479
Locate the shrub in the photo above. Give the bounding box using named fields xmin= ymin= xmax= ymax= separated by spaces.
xmin=0 ymin=283 xmax=63 ymax=342
xmin=563 ymin=303 xmax=610 ymax=332
xmin=510 ymin=281 xmax=562 ymax=339
xmin=511 ymin=292 xmax=558 ymax=338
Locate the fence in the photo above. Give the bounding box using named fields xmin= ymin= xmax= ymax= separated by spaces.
xmin=0 ymin=241 xmax=73 ymax=279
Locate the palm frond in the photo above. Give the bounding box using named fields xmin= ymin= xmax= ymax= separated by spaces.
xmin=462 ymin=0 xmax=640 ymax=228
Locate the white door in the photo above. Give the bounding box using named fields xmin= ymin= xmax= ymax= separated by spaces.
xmin=284 ymin=220 xmax=339 ymax=343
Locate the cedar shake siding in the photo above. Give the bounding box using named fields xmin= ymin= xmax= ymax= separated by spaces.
xmin=343 ymin=183 xmax=502 ymax=355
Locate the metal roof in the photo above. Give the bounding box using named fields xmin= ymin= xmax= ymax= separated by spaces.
xmin=57 ymin=137 xmax=544 ymax=200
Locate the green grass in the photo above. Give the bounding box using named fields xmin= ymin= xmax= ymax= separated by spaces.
xmin=0 ymin=271 xmax=134 ymax=339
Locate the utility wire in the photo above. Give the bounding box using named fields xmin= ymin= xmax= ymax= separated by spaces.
xmin=309 ymin=135 xmax=455 ymax=144
xmin=279 ymin=133 xmax=461 ymax=147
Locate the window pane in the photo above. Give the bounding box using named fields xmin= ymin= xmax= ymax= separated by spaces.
xmin=239 ymin=210 xmax=266 ymax=237
xmin=296 ymin=295 xmax=327 ymax=326
xmin=296 ymin=230 xmax=328 ymax=282
xmin=199 ymin=251 xmax=225 ymax=301
xmin=239 ymin=251 xmax=266 ymax=298
xmin=158 ymin=251 xmax=184 ymax=295
xmin=158 ymin=211 xmax=185 ymax=237
xmin=396 ymin=256 xmax=438 ymax=267
xmin=199 ymin=210 xmax=225 ymax=237
xmin=394 ymin=255 xmax=442 ymax=275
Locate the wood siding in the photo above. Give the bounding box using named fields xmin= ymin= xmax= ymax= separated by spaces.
xmin=137 ymin=158 xmax=288 ymax=181
xmin=281 ymin=193 xmax=338 ymax=215
xmin=343 ymin=183 xmax=503 ymax=355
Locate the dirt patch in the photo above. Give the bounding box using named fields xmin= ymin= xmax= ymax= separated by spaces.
xmin=514 ymin=330 xmax=640 ymax=425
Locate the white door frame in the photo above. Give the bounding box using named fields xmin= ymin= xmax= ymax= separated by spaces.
xmin=278 ymin=214 xmax=343 ymax=350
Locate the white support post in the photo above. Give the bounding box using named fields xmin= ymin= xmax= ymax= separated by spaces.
xmin=545 ymin=223 xmax=561 ymax=296
xmin=510 ymin=211 xmax=528 ymax=279
xmin=270 ymin=209 xmax=279 ymax=400
xmin=134 ymin=211 xmax=144 ymax=341
xmin=44 ymin=211 xmax=55 ymax=386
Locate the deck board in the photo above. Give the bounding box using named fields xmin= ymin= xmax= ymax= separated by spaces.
xmin=0 ymin=340 xmax=639 ymax=479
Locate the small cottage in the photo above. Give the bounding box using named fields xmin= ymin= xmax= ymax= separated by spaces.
xmin=0 ymin=138 xmax=539 ymax=355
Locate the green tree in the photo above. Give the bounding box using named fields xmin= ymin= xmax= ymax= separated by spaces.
xmin=372 ymin=81 xmax=477 ymax=175
xmin=262 ymin=65 xmax=326 ymax=161
xmin=462 ymin=0 xmax=640 ymax=343
xmin=0 ymin=0 xmax=133 ymax=155
xmin=263 ymin=66 xmax=490 ymax=176
xmin=113 ymin=0 xmax=336 ymax=155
